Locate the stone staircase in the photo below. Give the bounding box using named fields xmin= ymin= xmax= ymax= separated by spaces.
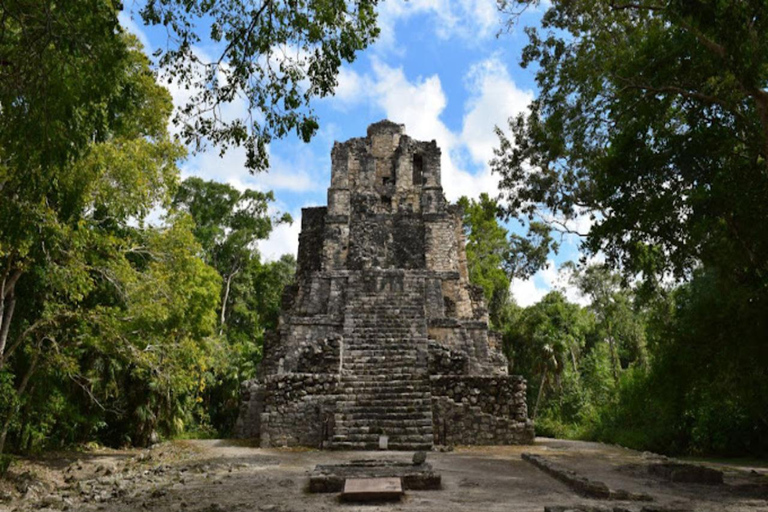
xmin=330 ymin=275 xmax=434 ymax=450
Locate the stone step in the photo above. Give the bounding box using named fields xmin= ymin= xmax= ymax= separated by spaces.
xmin=331 ymin=433 xmax=433 ymax=444
xmin=342 ymin=369 xmax=425 ymax=374
xmin=336 ymin=397 xmax=432 ymax=406
xmin=337 ymin=393 xmax=430 ymax=402
xmin=338 ymin=386 xmax=429 ymax=394
xmin=335 ymin=417 xmax=432 ymax=426
xmin=337 ymin=404 xmax=431 ymax=412
xmin=341 ymin=375 xmax=427 ymax=381
xmin=339 ymin=379 xmax=429 ymax=388
xmin=338 ymin=382 xmax=429 ymax=390
xmin=331 ymin=436 xmax=434 ymax=446
xmin=328 ymin=441 xmax=434 ymax=451
xmin=336 ymin=416 xmax=433 ymax=425
xmin=342 ymin=359 xmax=423 ymax=366
xmin=347 ymin=309 xmax=424 ymax=312
xmin=344 ymin=350 xmax=421 ymax=355
xmin=341 ymin=374 xmax=428 ymax=381
xmin=333 ymin=429 xmax=434 ymax=439
xmin=343 ymin=348 xmax=424 ymax=355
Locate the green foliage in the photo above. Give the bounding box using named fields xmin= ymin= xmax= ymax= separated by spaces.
xmin=495 ymin=0 xmax=768 ymax=288
xmin=172 ymin=177 xmax=296 ymax=436
xmin=139 ymin=0 xmax=381 ymax=171
xmin=458 ymin=193 xmax=555 ymax=326
xmin=0 ymin=23 xmax=228 ymax=452
xmin=595 ymin=269 xmax=768 ymax=456
xmin=502 ymin=265 xmax=768 ymax=456
xmin=0 ymin=0 xmax=328 ymax=453
xmin=492 ymin=0 xmax=768 ymax=458
xmin=504 ymin=290 xmax=597 ymax=421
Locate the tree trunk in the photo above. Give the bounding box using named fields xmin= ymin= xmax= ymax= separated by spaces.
xmin=569 ymin=345 xmax=578 ymax=371
xmin=219 ymin=267 xmax=239 ymax=336
xmin=0 ymin=291 xmax=16 ymax=366
xmin=532 ymin=373 xmax=548 ymax=420
xmin=606 ymin=327 xmax=620 ymax=385
xmin=0 ymin=342 xmax=39 ymax=455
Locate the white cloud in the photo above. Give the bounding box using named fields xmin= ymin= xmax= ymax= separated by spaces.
xmin=332 ymin=67 xmax=366 ymax=108
xmin=257 ymin=206 xmax=307 ymax=261
xmin=461 ymin=56 xmax=533 ymax=166
xmin=258 ymin=216 xmax=301 ymax=261
xmin=332 ymin=57 xmax=532 ymax=202
xmin=181 ymin=141 xmax=321 ymax=195
xmin=118 ymin=12 xmax=152 ymax=51
xmin=374 ymin=0 xmax=500 ymax=54
xmin=510 ymin=259 xmax=590 ymax=308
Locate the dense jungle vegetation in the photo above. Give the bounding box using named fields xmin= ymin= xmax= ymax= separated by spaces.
xmin=1 ymin=0 xmax=767 ymax=467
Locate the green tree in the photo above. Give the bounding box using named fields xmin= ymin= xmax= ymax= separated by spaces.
xmin=137 ymin=0 xmax=380 ymax=171
xmin=172 ymin=177 xmax=291 ymax=336
xmin=458 ymin=193 xmax=555 ymax=326
xmin=0 ymin=26 xmax=224 ymax=453
xmin=494 ymin=0 xmax=768 ymax=287
xmin=569 ymin=264 xmax=647 ymax=383
xmin=203 ymin=253 xmax=296 ymax=434
xmin=172 ymin=177 xmax=295 ymax=434
xmin=494 ymin=0 xmax=768 ymax=455
xmin=504 ymin=291 xmax=592 ymax=420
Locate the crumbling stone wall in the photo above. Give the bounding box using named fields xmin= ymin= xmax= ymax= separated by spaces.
xmin=294 ymin=334 xmax=342 ymax=374
xmin=427 ymin=341 xmax=469 ymax=375
xmin=234 ymin=379 xmax=263 ymax=439
xmin=259 ymin=374 xmax=339 ymax=448
xmin=431 ymin=376 xmax=534 ymax=445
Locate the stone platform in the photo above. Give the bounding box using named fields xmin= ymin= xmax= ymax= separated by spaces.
xmin=309 ymin=459 xmax=442 ymax=493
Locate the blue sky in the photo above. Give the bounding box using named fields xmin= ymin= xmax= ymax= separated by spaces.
xmin=121 ymin=0 xmax=591 ymax=307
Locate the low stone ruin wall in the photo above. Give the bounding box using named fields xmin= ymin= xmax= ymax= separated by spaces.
xmin=430 ymin=375 xmax=534 ymax=445
xmin=233 ymin=379 xmax=263 ymax=439
xmin=430 ymin=375 xmax=528 ymax=420
xmin=259 ymin=374 xmax=339 ymax=448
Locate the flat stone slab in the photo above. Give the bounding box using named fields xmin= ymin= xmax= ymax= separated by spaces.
xmin=648 ymin=462 xmax=723 ymax=485
xmin=309 ymin=459 xmax=441 ymax=492
xmin=522 ymin=453 xmax=652 ymax=501
xmin=341 ymin=477 xmax=403 ymax=502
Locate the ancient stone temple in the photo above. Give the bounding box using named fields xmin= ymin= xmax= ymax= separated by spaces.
xmin=236 ymin=120 xmax=534 ymax=449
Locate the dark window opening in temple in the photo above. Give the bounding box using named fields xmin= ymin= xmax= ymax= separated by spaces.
xmin=381 ymin=195 xmax=392 ymax=206
xmin=413 ymin=154 xmax=424 ymax=185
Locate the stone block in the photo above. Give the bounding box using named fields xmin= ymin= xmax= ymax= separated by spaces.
xmin=341 ymin=477 xmax=403 ymax=502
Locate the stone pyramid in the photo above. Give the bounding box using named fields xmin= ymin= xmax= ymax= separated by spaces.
xmin=236 ymin=120 xmax=534 ymax=449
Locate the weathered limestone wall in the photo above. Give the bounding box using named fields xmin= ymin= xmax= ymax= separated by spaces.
xmin=430 ymin=376 xmax=534 ymax=445
xmin=234 ymin=379 xmax=263 ymax=439
xmin=259 ymin=374 xmax=339 ymax=448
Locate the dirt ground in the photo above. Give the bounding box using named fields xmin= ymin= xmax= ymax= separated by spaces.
xmin=1 ymin=438 xmax=766 ymax=512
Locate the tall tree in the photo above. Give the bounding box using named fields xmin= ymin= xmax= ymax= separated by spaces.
xmin=458 ymin=193 xmax=555 ymax=326
xmin=494 ymin=0 xmax=768 ymax=455
xmin=504 ymin=291 xmax=592 ymax=419
xmin=172 ymin=177 xmax=291 ymax=335
xmin=0 ymin=24 xmax=224 ymax=453
xmin=494 ymin=0 xmax=768 ymax=286
xmin=569 ymin=264 xmax=647 ymax=383
xmin=172 ymin=178 xmax=295 ymax=433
